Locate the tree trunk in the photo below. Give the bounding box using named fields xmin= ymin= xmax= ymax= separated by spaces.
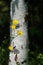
xmin=9 ymin=0 xmax=28 ymax=65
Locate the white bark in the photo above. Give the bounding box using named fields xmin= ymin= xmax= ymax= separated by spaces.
xmin=9 ymin=0 xmax=28 ymax=65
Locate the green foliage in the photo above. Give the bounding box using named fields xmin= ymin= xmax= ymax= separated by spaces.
xmin=0 ymin=0 xmax=10 ymax=65
xmin=0 ymin=0 xmax=10 ymax=12
xmin=0 ymin=46 xmax=9 ymax=65
xmin=16 ymin=62 xmax=20 ymax=65
xmin=28 ymin=0 xmax=43 ymax=65
xmin=28 ymin=51 xmax=43 ymax=65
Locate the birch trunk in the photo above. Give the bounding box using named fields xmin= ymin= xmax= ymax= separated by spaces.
xmin=9 ymin=0 xmax=28 ymax=65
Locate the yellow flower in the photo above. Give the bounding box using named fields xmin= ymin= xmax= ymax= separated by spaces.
xmin=8 ymin=46 xmax=13 ymax=51
xmin=10 ymin=25 xmax=16 ymax=30
xmin=17 ymin=30 xmax=23 ymax=36
xmin=12 ymin=20 xmax=19 ymax=25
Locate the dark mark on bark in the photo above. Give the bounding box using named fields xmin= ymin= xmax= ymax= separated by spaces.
xmin=15 ymin=54 xmax=18 ymax=62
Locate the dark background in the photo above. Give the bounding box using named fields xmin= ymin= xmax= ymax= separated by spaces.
xmin=25 ymin=0 xmax=43 ymax=65
xmin=0 ymin=0 xmax=10 ymax=65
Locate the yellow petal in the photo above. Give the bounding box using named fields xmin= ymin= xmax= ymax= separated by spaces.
xmin=12 ymin=20 xmax=19 ymax=25
xmin=17 ymin=30 xmax=23 ymax=36
xmin=10 ymin=25 xmax=16 ymax=30
xmin=8 ymin=46 xmax=13 ymax=51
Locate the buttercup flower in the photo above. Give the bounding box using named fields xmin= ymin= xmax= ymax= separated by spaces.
xmin=17 ymin=30 xmax=23 ymax=36
xmin=12 ymin=20 xmax=19 ymax=25
xmin=8 ymin=46 xmax=13 ymax=51
xmin=10 ymin=25 xmax=16 ymax=30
